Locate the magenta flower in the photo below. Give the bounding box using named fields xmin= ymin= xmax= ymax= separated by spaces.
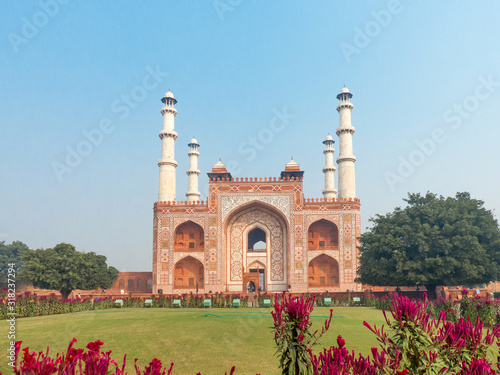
xmin=86 ymin=340 xmax=104 ymax=352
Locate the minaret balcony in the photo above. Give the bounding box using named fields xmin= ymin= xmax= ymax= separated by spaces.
xmin=336 ymin=156 xmax=356 ymax=163
xmin=335 ymin=127 xmax=355 ymax=136
xmin=159 ymin=130 xmax=178 ymax=140
xmin=322 ymin=167 xmax=337 ymax=173
xmin=336 ymin=102 xmax=353 ymax=111
xmin=158 ymin=160 xmax=178 ymax=167
xmin=161 ymin=107 xmax=177 ymax=116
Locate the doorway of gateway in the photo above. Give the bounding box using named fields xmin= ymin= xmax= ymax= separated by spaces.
xmin=250 ymin=268 xmax=265 ymax=291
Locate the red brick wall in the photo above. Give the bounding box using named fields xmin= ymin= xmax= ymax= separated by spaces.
xmin=109 ymin=272 xmax=153 ymax=294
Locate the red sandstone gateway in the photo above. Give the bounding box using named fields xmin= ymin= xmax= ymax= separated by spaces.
xmin=152 ymin=88 xmax=361 ymax=295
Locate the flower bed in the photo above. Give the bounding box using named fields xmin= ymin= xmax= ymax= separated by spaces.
xmin=10 ymin=292 xmax=500 ymax=374
xmin=0 ymin=289 xmax=249 ymax=320
xmin=374 ymin=289 xmax=500 ymax=328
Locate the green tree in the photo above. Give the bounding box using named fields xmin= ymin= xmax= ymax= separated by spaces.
xmin=0 ymin=241 xmax=29 ymax=287
xmin=357 ymin=192 xmax=500 ymax=297
xmin=21 ymin=243 xmax=119 ymax=299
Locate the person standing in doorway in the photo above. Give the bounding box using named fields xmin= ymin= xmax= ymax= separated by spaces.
xmin=196 ymin=282 xmax=199 ymax=294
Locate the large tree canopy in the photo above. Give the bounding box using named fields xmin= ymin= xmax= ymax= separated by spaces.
xmin=0 ymin=241 xmax=29 ymax=287
xmin=357 ymin=192 xmax=500 ymax=294
xmin=21 ymin=243 xmax=119 ymax=299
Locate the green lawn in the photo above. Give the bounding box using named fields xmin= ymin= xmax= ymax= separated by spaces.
xmin=0 ymin=307 xmax=385 ymax=375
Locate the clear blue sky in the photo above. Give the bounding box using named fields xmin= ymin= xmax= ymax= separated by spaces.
xmin=1 ymin=1 xmax=499 ymax=271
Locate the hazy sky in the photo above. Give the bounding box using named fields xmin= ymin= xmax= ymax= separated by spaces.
xmin=1 ymin=1 xmax=499 ymax=271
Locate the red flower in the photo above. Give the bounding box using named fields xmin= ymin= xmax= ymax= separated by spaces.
xmin=337 ymin=335 xmax=345 ymax=348
xmin=86 ymin=340 xmax=104 ymax=351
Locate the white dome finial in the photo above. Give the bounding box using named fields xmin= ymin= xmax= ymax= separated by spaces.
xmin=161 ymin=90 xmax=177 ymax=104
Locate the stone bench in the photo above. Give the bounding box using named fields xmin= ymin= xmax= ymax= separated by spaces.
xmin=232 ymin=299 xmax=240 ymax=308
xmin=204 ymin=299 xmax=212 ymax=308
xmin=144 ymin=299 xmax=153 ymax=307
xmin=114 ymin=299 xmax=124 ymax=308
xmin=263 ymin=299 xmax=271 ymax=308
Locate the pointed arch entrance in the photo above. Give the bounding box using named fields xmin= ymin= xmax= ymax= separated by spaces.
xmin=225 ymin=202 xmax=288 ymax=292
xmin=308 ymin=219 xmax=339 ymax=250
xmin=174 ymin=256 xmax=204 ymax=289
xmin=308 ymin=254 xmax=339 ymax=288
xmin=248 ymin=260 xmax=266 ymax=291
xmin=174 ymin=221 xmax=205 ymax=252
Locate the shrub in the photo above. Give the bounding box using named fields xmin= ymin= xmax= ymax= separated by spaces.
xmin=276 ymin=293 xmax=500 ymax=374
xmin=12 ymin=338 xmax=241 ymax=375
xmin=272 ymin=292 xmax=332 ymax=374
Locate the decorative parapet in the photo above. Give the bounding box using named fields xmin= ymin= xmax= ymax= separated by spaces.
xmin=208 ymin=176 xmax=304 ymax=183
xmin=154 ymin=200 xmax=207 ymax=207
xmin=303 ymin=197 xmax=361 ymax=204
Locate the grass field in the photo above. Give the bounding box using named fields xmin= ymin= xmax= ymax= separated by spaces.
xmin=0 ymin=307 xmax=386 ymax=374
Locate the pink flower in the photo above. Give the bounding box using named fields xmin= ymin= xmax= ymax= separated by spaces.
xmin=336 ymin=335 xmax=345 ymax=348
xmin=86 ymin=340 xmax=104 ymax=351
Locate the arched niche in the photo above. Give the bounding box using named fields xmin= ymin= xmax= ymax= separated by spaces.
xmin=307 ymin=219 xmax=339 ymax=250
xmin=308 ymin=254 xmax=339 ymax=288
xmin=175 ymin=221 xmax=205 ymax=252
xmin=174 ymin=256 xmax=205 ymax=289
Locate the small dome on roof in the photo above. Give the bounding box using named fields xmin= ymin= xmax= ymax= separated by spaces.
xmin=325 ymin=134 xmax=334 ymax=141
xmin=286 ymin=157 xmax=299 ymax=167
xmin=340 ymin=87 xmax=350 ymax=94
xmin=164 ymin=91 xmax=175 ymax=98
xmin=189 ymin=137 xmax=199 ymax=144
xmin=213 ymin=158 xmax=226 ymax=169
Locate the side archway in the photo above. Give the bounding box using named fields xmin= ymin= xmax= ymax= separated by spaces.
xmin=175 ymin=221 xmax=205 ymax=252
xmin=307 ymin=219 xmax=339 ymax=250
xmin=174 ymin=256 xmax=204 ymax=289
xmin=308 ymin=255 xmax=339 ymax=288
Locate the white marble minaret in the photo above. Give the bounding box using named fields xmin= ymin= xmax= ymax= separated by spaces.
xmin=336 ymin=87 xmax=356 ymax=198
xmin=158 ymin=91 xmax=178 ymax=202
xmin=186 ymin=137 xmax=201 ymax=201
xmin=322 ymin=134 xmax=337 ymax=199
